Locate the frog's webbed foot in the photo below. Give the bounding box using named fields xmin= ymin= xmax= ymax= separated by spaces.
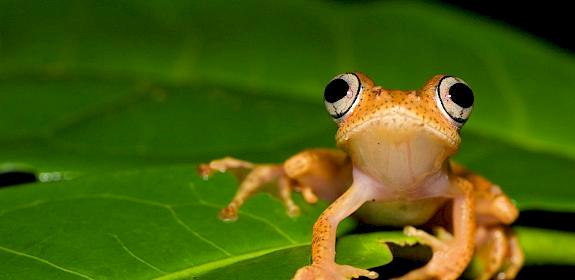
xmin=397 ymin=226 xmax=453 ymax=280
xmin=293 ymin=263 xmax=378 ymax=280
xmin=403 ymin=226 xmax=449 ymax=251
xmin=198 ymin=156 xmax=318 ymax=221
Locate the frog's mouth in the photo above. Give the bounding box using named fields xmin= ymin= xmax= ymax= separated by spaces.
xmin=336 ymin=106 xmax=460 ymax=149
xmin=336 ymin=107 xmax=460 ymax=188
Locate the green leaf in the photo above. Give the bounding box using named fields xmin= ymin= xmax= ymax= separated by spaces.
xmin=0 ymin=168 xmax=311 ymax=279
xmin=2 ymin=0 xmax=575 ymax=159
xmin=173 ymin=232 xmax=400 ymax=280
xmin=336 ymin=232 xmax=420 ymax=269
xmin=0 ymin=166 xmax=397 ymax=279
xmin=518 ymin=227 xmax=575 ymax=265
xmin=0 ymin=80 xmax=333 ymax=171
xmin=1 ymin=0 xmax=575 ymax=279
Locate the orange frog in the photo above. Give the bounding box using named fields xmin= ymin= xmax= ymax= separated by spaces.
xmin=199 ymin=73 xmax=523 ymax=280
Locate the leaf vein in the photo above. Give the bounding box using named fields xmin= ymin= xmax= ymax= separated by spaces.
xmin=154 ymin=243 xmax=307 ymax=280
xmin=188 ymin=183 xmax=206 ymax=204
xmin=184 ymin=200 xmax=298 ymax=245
xmin=110 ymin=234 xmax=166 ymax=275
xmin=0 ymin=245 xmax=95 ymax=280
xmin=94 ymin=193 xmax=170 ymax=208
xmin=187 ymin=183 xmax=297 ymax=244
xmin=167 ymin=207 xmax=232 ymax=256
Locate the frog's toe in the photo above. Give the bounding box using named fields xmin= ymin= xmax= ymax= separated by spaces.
xmin=432 ymin=226 xmax=453 ymax=242
xmin=293 ymin=263 xmax=378 ymax=280
xmin=336 ymin=264 xmax=378 ymax=279
xmin=403 ymin=226 xmax=448 ymax=251
xmin=218 ymin=204 xmax=239 ymax=222
xmin=197 ymin=156 xmax=257 ymax=181
xmin=197 ymin=164 xmax=215 ymax=180
xmin=300 ymin=185 xmax=319 ymax=204
xmin=286 ymin=204 xmax=301 ymax=217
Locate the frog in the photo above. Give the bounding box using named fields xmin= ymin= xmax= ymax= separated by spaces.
xmin=198 ymin=73 xmax=524 ymax=280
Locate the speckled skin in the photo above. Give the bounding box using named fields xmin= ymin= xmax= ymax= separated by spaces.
xmin=336 ymin=73 xmax=460 ymax=149
xmin=199 ymin=73 xmax=523 ymax=280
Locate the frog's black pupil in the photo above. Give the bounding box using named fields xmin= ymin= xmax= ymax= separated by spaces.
xmin=324 ymin=79 xmax=349 ymax=103
xmin=449 ymin=83 xmax=474 ymax=108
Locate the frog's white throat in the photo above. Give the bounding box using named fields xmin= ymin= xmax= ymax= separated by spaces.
xmin=347 ymin=125 xmax=452 ymax=197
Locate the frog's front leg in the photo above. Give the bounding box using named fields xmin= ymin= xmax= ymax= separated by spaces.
xmin=293 ymin=185 xmax=378 ymax=280
xmin=198 ymin=149 xmax=350 ymax=222
xmin=399 ymin=177 xmax=476 ymax=280
xmin=198 ymin=156 xmax=288 ymax=221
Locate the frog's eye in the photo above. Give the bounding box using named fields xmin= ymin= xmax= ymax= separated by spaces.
xmin=324 ymin=73 xmax=362 ymax=122
xmin=435 ymin=76 xmax=474 ymax=127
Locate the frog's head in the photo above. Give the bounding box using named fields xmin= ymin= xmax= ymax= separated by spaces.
xmin=324 ymin=72 xmax=474 ymax=186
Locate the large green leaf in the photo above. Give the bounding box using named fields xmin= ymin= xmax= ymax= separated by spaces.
xmin=2 ymin=0 xmax=574 ymax=159
xmin=1 ymin=167 xmax=572 ymax=279
xmin=1 ymin=0 xmax=575 ymax=279
xmin=0 ymin=167 xmax=388 ymax=279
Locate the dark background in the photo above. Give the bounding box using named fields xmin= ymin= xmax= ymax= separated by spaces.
xmin=441 ymin=0 xmax=573 ymax=52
